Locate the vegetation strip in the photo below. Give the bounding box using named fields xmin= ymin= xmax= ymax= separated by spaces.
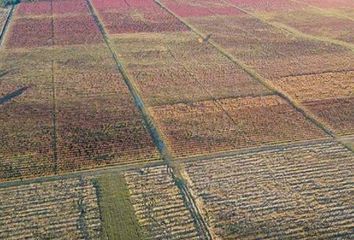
xmin=0 ymin=4 xmax=14 ymax=46
xmin=155 ymin=0 xmax=337 ymax=139
xmin=85 ymin=0 xmax=213 ymax=238
xmin=93 ymin=174 xmax=145 ymax=240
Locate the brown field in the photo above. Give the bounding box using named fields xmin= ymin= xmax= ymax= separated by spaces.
xmin=304 ymin=97 xmax=354 ymax=136
xmin=273 ymin=71 xmax=354 ymax=102
xmin=150 ymin=95 xmax=326 ymax=158
xmin=112 ymin=32 xmax=270 ymax=106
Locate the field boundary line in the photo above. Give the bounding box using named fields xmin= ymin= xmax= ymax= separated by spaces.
xmin=49 ymin=1 xmax=58 ymax=174
xmin=86 ymin=0 xmax=213 ymax=238
xmin=220 ymin=0 xmax=354 ymax=52
xmin=155 ymin=0 xmax=337 ymax=139
xmin=50 ymin=61 xmax=59 ymax=174
xmin=280 ymin=69 xmax=354 ymax=79
xmin=0 ymin=4 xmax=15 ymax=47
xmin=0 ymin=159 xmax=165 ymax=188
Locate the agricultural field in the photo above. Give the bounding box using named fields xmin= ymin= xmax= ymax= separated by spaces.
xmin=160 ymin=0 xmax=354 ymax=136
xmin=0 ymin=0 xmax=353 ymax=239
xmin=0 ymin=177 xmax=102 ymax=239
xmin=181 ymin=140 xmax=354 ymax=239
xmin=150 ymin=96 xmax=326 ymax=158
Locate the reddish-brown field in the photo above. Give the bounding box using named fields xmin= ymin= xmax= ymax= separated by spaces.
xmin=304 ymin=97 xmax=354 ymax=136
xmin=54 ymin=15 xmax=102 ymax=45
xmin=5 ymin=17 xmax=53 ymax=48
xmin=150 ymin=96 xmax=326 ymax=158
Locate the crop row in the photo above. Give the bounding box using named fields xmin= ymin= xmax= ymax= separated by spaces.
xmin=150 ymin=95 xmax=326 ymax=158
xmin=182 ymin=140 xmax=354 ymax=239
xmin=0 ymin=177 xmax=101 ymax=239
xmin=124 ymin=165 xmax=202 ymax=239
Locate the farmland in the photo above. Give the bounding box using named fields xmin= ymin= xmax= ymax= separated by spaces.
xmin=0 ymin=0 xmax=353 ymax=239
xmin=181 ymin=140 xmax=354 ymax=239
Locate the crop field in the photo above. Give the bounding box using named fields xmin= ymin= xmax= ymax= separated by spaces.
xmin=0 ymin=177 xmax=101 ymax=239
xmin=0 ymin=0 xmax=353 ymax=239
xmin=181 ymin=140 xmax=354 ymax=239
xmin=92 ymin=0 xmax=188 ymax=34
xmin=111 ymin=32 xmax=271 ymax=106
xmin=150 ymin=96 xmax=326 ymax=158
xmin=124 ymin=165 xmax=203 ymax=239
xmin=160 ymin=0 xmax=354 ymax=135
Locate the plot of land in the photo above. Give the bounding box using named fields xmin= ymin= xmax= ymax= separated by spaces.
xmin=150 ymin=96 xmax=326 ymax=158
xmin=182 ymin=140 xmax=354 ymax=239
xmin=0 ymin=177 xmax=101 ymax=239
xmin=124 ymin=165 xmax=203 ymax=239
xmin=0 ymin=0 xmax=353 ymax=239
xmin=112 ymin=32 xmax=270 ymax=106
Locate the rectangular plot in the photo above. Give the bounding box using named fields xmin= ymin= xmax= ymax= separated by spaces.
xmin=56 ymin=100 xmax=157 ymax=171
xmin=124 ymin=165 xmax=203 ymax=239
xmin=182 ymin=140 xmax=354 ymax=239
xmin=92 ymin=0 xmax=188 ymax=34
xmin=304 ymin=97 xmax=354 ymax=136
xmin=163 ymin=0 xmax=242 ymax=17
xmin=150 ymin=95 xmax=326 ymax=158
xmin=16 ymin=1 xmax=52 ymax=17
xmin=5 ymin=17 xmax=52 ymax=48
xmin=52 ymin=0 xmax=90 ymax=15
xmin=54 ymin=15 xmax=102 ymax=45
xmin=0 ymin=87 xmax=54 ymax=180
xmin=98 ymin=10 xmax=188 ymax=34
xmin=54 ymin=71 xmax=129 ymax=98
xmin=0 ymin=177 xmax=101 ymax=239
xmin=273 ymin=71 xmax=354 ymax=102
xmin=51 ymin=44 xmax=118 ymax=73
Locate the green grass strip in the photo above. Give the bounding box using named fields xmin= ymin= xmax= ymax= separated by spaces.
xmin=93 ymin=174 xmax=145 ymax=240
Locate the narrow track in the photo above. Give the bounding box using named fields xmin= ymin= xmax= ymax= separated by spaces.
xmin=85 ymin=0 xmax=213 ymax=238
xmin=50 ymin=2 xmax=59 ymax=174
xmin=0 ymin=4 xmax=15 ymax=47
